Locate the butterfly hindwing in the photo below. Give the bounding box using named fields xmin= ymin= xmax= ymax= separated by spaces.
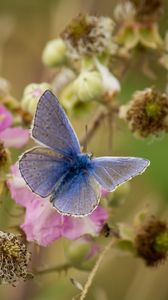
xmin=32 ymin=90 xmax=81 ymax=156
xmin=51 ymin=170 xmax=101 ymax=216
xmin=19 ymin=146 xmax=70 ymax=197
xmin=92 ymin=157 xmax=150 ymax=191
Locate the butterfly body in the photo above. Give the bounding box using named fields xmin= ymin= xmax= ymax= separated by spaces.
xmin=19 ymin=90 xmax=150 ymax=217
xmin=68 ymin=153 xmax=92 ymax=174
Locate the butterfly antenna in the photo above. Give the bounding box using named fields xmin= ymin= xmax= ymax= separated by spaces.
xmin=84 ymin=124 xmax=88 ymax=153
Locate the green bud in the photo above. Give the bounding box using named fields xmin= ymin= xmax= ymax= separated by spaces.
xmin=42 ymin=38 xmax=66 ymax=67
xmin=21 ymin=82 xmax=51 ymax=114
xmin=73 ymin=70 xmax=103 ymax=102
xmin=65 ymin=240 xmax=91 ymax=268
xmin=65 ymin=239 xmax=99 ymax=271
xmin=118 ymin=223 xmax=135 ymax=241
xmin=60 ymin=82 xmax=78 ymax=110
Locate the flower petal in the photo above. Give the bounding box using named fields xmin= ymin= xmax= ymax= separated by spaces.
xmin=21 ymin=199 xmax=63 ymax=246
xmin=62 ymin=206 xmax=108 ymax=240
xmin=0 ymin=127 xmax=29 ymax=148
xmin=0 ymin=105 xmax=13 ymax=132
xmin=7 ymin=164 xmax=37 ymax=207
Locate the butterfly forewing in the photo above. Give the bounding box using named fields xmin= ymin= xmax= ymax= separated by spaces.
xmin=19 ymin=146 xmax=70 ymax=197
xmin=92 ymin=157 xmax=150 ymax=191
xmin=32 ymin=90 xmax=80 ymax=156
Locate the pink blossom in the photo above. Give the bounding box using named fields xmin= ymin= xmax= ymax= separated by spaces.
xmin=0 ymin=105 xmax=13 ymax=131
xmin=8 ymin=164 xmax=108 ymax=247
xmin=0 ymin=104 xmax=29 ymax=148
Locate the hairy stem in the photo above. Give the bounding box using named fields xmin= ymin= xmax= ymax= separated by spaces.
xmin=79 ymin=238 xmax=115 ymax=300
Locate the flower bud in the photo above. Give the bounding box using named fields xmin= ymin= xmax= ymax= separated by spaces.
xmin=0 ymin=78 xmax=11 ymax=98
xmin=21 ymin=83 xmax=51 ymax=115
xmin=73 ymin=70 xmax=103 ymax=102
xmin=42 ymin=38 xmax=66 ymax=67
xmin=52 ymin=67 xmax=76 ymax=95
xmin=60 ymin=82 xmax=78 ymax=110
xmin=159 ymin=32 xmax=168 ymax=70
xmin=95 ymin=59 xmax=120 ymax=101
xmin=116 ymin=223 xmax=135 ymax=253
xmin=0 ymin=78 xmax=19 ymax=111
xmin=65 ymin=238 xmax=99 ymax=271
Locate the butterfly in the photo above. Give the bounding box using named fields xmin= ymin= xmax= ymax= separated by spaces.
xmin=19 ymin=90 xmax=150 ymax=217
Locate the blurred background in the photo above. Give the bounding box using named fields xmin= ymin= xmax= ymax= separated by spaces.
xmin=1 ymin=0 xmax=168 ymax=299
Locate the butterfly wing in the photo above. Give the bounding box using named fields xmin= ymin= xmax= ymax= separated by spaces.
xmin=19 ymin=146 xmax=70 ymax=197
xmin=92 ymin=157 xmax=150 ymax=191
xmin=51 ymin=170 xmax=101 ymax=216
xmin=32 ymin=90 xmax=81 ymax=156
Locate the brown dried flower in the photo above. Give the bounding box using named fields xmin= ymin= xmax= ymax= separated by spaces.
xmin=0 ymin=232 xmax=31 ymax=284
xmin=120 ymin=88 xmax=168 ymax=138
xmin=135 ymin=218 xmax=168 ymax=266
xmin=61 ymin=14 xmax=116 ymax=59
xmin=0 ymin=142 xmax=11 ymax=177
xmin=131 ymin=0 xmax=163 ymax=22
xmin=0 ymin=143 xmax=8 ymax=167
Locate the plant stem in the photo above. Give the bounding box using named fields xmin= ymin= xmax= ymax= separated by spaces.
xmin=80 ymin=106 xmax=119 ymax=150
xmin=79 ymin=238 xmax=115 ymax=300
xmin=34 ymin=262 xmax=71 ymax=275
xmin=80 ymin=108 xmax=108 ymax=150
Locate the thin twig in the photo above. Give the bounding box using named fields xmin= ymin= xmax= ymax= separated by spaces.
xmin=34 ymin=262 xmax=71 ymax=276
xmin=79 ymin=238 xmax=115 ymax=300
xmin=80 ymin=106 xmax=119 ymax=150
xmin=80 ymin=108 xmax=108 ymax=150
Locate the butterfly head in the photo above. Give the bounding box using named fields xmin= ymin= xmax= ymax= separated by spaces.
xmin=87 ymin=152 xmax=93 ymax=159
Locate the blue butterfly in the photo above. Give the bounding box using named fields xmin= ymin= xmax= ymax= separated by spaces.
xmin=19 ymin=90 xmax=150 ymax=217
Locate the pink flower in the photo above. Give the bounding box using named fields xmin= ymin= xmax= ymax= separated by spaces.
xmin=0 ymin=104 xmax=29 ymax=148
xmin=65 ymin=237 xmax=100 ymax=271
xmin=8 ymin=164 xmax=108 ymax=246
xmin=0 ymin=105 xmax=13 ymax=131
